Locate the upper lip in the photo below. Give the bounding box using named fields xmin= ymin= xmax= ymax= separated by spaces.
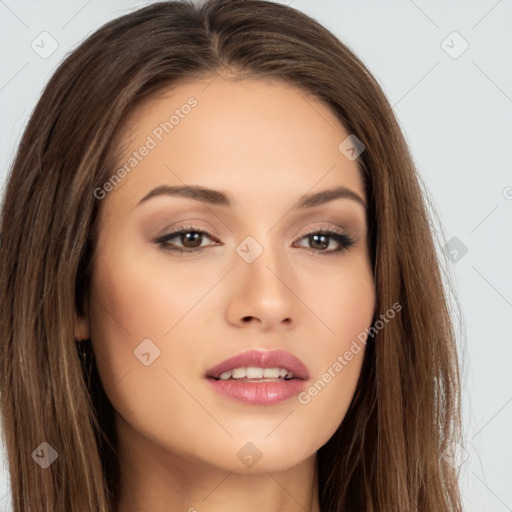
xmin=206 ymin=349 xmax=310 ymax=380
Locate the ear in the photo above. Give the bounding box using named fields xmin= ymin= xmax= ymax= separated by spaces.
xmin=74 ymin=310 xmax=91 ymax=341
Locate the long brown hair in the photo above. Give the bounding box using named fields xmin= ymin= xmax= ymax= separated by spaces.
xmin=0 ymin=0 xmax=464 ymax=510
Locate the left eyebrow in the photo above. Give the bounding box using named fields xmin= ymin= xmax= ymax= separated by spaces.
xmin=135 ymin=184 xmax=367 ymax=210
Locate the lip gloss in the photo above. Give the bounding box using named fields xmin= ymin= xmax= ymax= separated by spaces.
xmin=207 ymin=377 xmax=307 ymax=405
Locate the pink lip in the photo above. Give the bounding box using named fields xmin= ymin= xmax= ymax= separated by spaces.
xmin=205 ymin=349 xmax=310 ymax=380
xmin=205 ymin=349 xmax=310 ymax=406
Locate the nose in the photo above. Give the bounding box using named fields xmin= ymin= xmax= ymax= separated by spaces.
xmin=224 ymin=244 xmax=298 ymax=331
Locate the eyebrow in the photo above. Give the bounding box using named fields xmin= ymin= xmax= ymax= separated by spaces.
xmin=136 ymin=184 xmax=367 ymax=210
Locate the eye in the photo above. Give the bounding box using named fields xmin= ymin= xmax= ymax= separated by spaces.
xmin=154 ymin=223 xmax=219 ymax=256
xmin=293 ymin=225 xmax=356 ymax=255
xmin=154 ymin=224 xmax=356 ymax=256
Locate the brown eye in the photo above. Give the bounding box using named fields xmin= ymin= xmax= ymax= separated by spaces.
xmin=154 ymin=224 xmax=355 ymax=256
xmin=294 ymin=227 xmax=356 ymax=255
xmin=154 ymin=224 xmax=219 ymax=254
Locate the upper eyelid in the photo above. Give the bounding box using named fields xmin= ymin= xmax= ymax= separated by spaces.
xmin=145 ymin=205 xmax=365 ymax=240
xmin=157 ymin=223 xmax=357 ymax=244
xmin=161 ymin=223 xmax=347 ymax=235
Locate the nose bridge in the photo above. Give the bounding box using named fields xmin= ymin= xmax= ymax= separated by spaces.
xmin=235 ymin=226 xmax=291 ymax=285
xmin=229 ymin=230 xmax=298 ymax=325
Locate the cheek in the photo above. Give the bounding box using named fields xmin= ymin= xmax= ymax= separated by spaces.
xmin=87 ymin=249 xmax=204 ymax=446
xmin=302 ymin=251 xmax=375 ymax=344
xmin=87 ymin=244 xmax=180 ymax=392
xmin=90 ymin=232 xmax=209 ymax=339
xmin=87 ymin=236 xmax=224 ymax=413
xmin=293 ymin=258 xmax=375 ymax=436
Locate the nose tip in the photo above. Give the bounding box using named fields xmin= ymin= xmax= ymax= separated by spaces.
xmin=227 ymin=249 xmax=298 ymax=330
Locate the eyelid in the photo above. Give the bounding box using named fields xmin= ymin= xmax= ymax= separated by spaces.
xmin=300 ymin=223 xmax=357 ymax=241
xmin=153 ymin=221 xmax=355 ymax=241
xmin=153 ymin=221 xmax=358 ymax=256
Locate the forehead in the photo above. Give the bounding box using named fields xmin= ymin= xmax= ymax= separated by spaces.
xmin=103 ymin=76 xmax=365 ymax=214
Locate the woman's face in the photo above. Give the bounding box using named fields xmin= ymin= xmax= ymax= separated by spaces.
xmin=79 ymin=76 xmax=375 ymax=473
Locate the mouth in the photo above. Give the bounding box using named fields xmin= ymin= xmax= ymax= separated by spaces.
xmin=205 ymin=348 xmax=310 ymax=381
xmin=205 ymin=349 xmax=309 ymax=405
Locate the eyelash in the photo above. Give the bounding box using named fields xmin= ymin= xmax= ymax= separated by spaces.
xmin=154 ymin=223 xmax=356 ymax=257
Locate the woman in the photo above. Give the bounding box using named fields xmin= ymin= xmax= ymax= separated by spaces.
xmin=0 ymin=0 xmax=464 ymax=510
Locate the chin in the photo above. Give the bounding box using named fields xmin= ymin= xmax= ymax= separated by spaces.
xmin=210 ymin=437 xmax=318 ymax=474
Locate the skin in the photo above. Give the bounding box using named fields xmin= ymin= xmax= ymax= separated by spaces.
xmin=75 ymin=75 xmax=376 ymax=512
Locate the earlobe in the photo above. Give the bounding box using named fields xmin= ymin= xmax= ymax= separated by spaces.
xmin=74 ymin=312 xmax=91 ymax=341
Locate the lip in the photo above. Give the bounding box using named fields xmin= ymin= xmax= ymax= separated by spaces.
xmin=205 ymin=349 xmax=310 ymax=380
xmin=205 ymin=349 xmax=310 ymax=406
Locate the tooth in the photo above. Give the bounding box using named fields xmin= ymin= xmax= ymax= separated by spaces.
xmin=246 ymin=367 xmax=263 ymax=378
xmin=232 ymin=367 xmax=247 ymax=379
xmin=223 ymin=367 xmax=294 ymax=380
xmin=262 ymin=368 xmax=280 ymax=378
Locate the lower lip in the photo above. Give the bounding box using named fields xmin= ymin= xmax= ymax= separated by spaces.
xmin=207 ymin=378 xmax=307 ymax=405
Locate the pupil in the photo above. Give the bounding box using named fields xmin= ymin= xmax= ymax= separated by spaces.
xmin=182 ymin=232 xmax=202 ymax=248
xmin=311 ymin=234 xmax=328 ymax=250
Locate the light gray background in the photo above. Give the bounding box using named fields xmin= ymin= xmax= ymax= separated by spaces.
xmin=1 ymin=1 xmax=511 ymax=511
